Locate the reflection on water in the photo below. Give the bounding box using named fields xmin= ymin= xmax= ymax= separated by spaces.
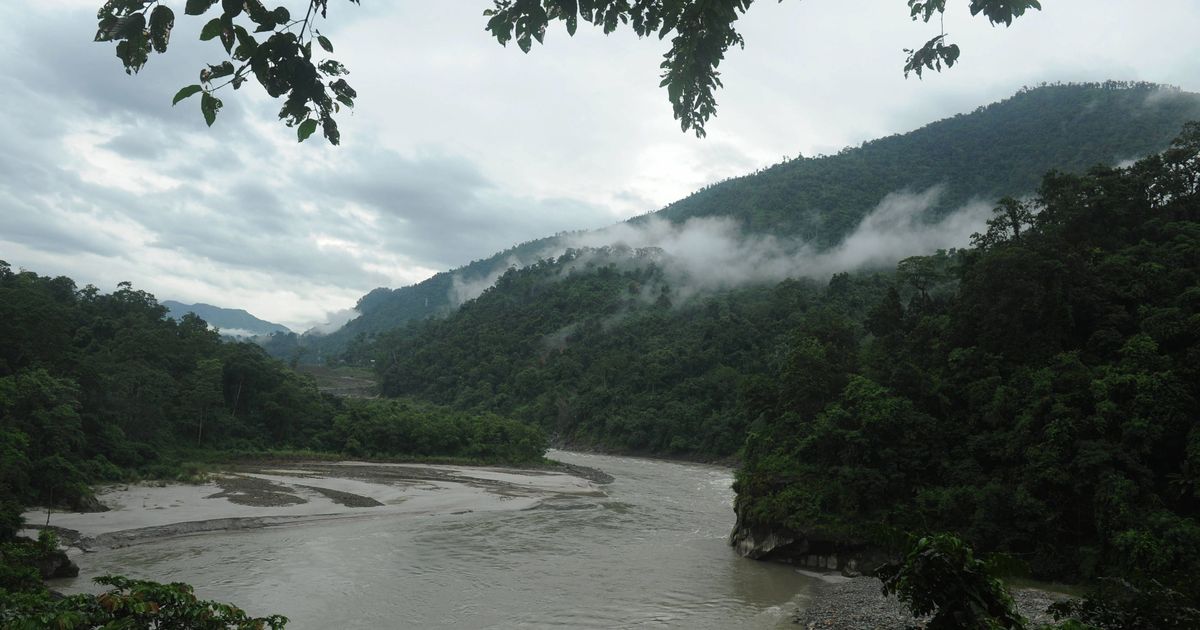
xmin=56 ymin=451 xmax=816 ymax=629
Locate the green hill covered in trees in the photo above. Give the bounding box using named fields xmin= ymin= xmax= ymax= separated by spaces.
xmin=270 ymin=82 xmax=1200 ymax=363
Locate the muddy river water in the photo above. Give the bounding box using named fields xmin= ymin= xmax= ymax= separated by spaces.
xmin=48 ymin=451 xmax=818 ymax=629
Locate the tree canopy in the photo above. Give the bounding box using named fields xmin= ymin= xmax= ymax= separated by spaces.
xmin=94 ymin=0 xmax=1043 ymax=142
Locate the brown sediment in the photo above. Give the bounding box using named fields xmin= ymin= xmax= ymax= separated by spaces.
xmin=297 ymin=484 xmax=385 ymax=508
xmin=205 ymin=475 xmax=309 ymax=507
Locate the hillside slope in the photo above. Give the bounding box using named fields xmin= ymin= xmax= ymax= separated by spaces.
xmin=271 ymin=82 xmax=1200 ymax=362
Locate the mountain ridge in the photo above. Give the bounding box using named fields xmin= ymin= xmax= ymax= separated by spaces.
xmin=264 ymin=81 xmax=1200 ymax=362
xmin=163 ymin=300 xmax=292 ymax=338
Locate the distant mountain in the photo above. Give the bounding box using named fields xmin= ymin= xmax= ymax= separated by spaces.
xmin=163 ymin=300 xmax=291 ymax=339
xmin=267 ymin=82 xmax=1200 ymax=362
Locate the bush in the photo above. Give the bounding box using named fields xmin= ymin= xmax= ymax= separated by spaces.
xmin=875 ymin=533 xmax=1026 ymax=630
xmin=0 ymin=497 xmax=22 ymax=542
xmin=0 ymin=575 xmax=288 ymax=630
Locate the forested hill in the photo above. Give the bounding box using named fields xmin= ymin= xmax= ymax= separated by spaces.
xmin=269 ymin=82 xmax=1200 ymax=362
xmin=658 ymin=82 xmax=1200 ymax=245
xmin=162 ymin=301 xmax=291 ymax=339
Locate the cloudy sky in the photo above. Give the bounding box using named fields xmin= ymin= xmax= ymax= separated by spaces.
xmin=2 ymin=0 xmax=1198 ymax=330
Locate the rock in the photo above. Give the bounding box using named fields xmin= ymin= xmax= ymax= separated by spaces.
xmin=730 ymin=520 xmax=802 ymax=559
xmin=729 ymin=503 xmax=892 ymax=572
xmin=36 ymin=550 xmax=80 ymax=579
xmin=840 ymin=559 xmax=862 ymax=578
xmin=71 ymin=493 xmax=110 ymax=513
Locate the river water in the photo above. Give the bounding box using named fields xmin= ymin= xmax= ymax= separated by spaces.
xmin=55 ymin=451 xmax=818 ymax=629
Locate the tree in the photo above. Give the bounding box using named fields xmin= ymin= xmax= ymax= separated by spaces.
xmin=876 ymin=533 xmax=1027 ymax=630
xmin=177 ymin=358 xmax=225 ymax=443
xmin=94 ymin=0 xmax=1043 ymax=142
xmin=971 ymin=196 xmax=1036 ymax=249
xmin=95 ymin=0 xmax=359 ymax=144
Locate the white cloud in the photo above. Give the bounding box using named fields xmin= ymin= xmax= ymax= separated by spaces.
xmin=1 ymin=0 xmax=1198 ymax=327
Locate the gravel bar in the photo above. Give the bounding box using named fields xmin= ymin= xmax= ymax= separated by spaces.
xmin=794 ymin=575 xmax=1070 ymax=629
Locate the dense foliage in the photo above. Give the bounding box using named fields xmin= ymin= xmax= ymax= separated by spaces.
xmin=2 ymin=571 xmax=287 ymax=629
xmin=370 ymin=248 xmax=893 ymax=457
xmin=95 ymin=0 xmax=360 ymax=143
xmin=286 ymin=83 xmax=1200 ymax=364
xmin=734 ymin=123 xmax=1200 ymax=593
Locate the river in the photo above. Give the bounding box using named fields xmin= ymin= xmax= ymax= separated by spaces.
xmin=53 ymin=451 xmax=818 ymax=628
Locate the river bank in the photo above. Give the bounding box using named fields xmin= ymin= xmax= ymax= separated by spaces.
xmin=792 ymin=573 xmax=1069 ymax=629
xmin=23 ymin=459 xmax=603 ymax=552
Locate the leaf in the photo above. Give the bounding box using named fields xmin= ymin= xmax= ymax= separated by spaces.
xmin=95 ymin=16 xmax=120 ymax=42
xmin=118 ymin=13 xmax=146 ymax=40
xmin=297 ymin=119 xmax=318 ymax=142
xmin=172 ymin=84 xmax=203 ymax=105
xmin=219 ymin=15 xmax=236 ymax=54
xmin=317 ymin=35 xmax=333 ymax=53
xmin=322 ymin=116 xmax=340 ymax=145
xmin=318 ymin=60 xmax=348 ymax=76
xmin=201 ymin=92 xmax=223 ymax=126
xmin=149 ymin=5 xmax=175 ymax=53
xmin=184 ymin=0 xmax=219 ymax=16
xmin=203 ymin=61 xmax=236 ymax=82
xmin=233 ymin=25 xmax=258 ymax=60
xmin=200 ymin=18 xmax=223 ymax=41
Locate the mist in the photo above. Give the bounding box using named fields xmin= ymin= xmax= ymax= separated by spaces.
xmin=449 ymin=256 xmax=523 ymax=307
xmin=448 ymin=186 xmax=995 ymax=306
xmin=304 ymin=307 xmax=361 ymax=336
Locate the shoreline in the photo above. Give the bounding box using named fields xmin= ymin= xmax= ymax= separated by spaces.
xmin=24 ymin=459 xmax=604 ymax=553
xmin=792 ymin=573 xmax=1070 ymax=629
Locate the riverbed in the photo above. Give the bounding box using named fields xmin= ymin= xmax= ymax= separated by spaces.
xmin=43 ymin=451 xmax=818 ymax=628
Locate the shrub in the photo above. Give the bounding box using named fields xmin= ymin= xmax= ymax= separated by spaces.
xmin=875 ymin=533 xmax=1026 ymax=630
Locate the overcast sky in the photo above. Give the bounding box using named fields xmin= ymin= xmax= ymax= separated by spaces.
xmin=2 ymin=0 xmax=1198 ymax=330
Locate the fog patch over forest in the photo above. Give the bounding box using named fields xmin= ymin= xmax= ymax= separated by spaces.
xmin=449 ymin=256 xmax=525 ymax=307
xmin=447 ymin=186 xmax=995 ymax=307
xmin=305 ymin=307 xmax=362 ymax=336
